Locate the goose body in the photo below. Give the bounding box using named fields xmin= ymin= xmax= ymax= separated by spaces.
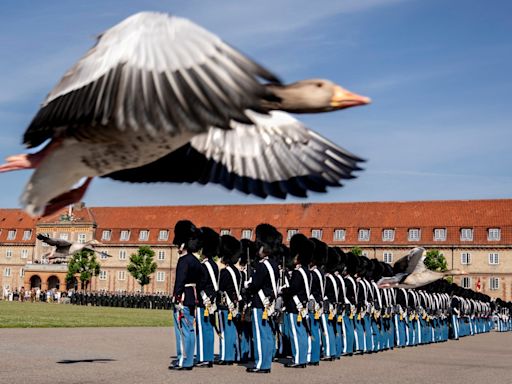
xmin=0 ymin=12 xmax=370 ymax=217
xmin=37 ymin=234 xmax=111 ymax=261
xmin=377 ymin=247 xmax=466 ymax=289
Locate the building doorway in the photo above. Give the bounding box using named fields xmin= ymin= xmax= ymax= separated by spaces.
xmin=66 ymin=276 xmax=78 ymax=290
xmin=30 ymin=275 xmax=42 ymax=289
xmin=47 ymin=275 xmax=60 ymax=290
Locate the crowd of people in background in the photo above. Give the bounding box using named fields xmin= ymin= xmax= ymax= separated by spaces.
xmin=1 ymin=286 xmax=69 ymax=303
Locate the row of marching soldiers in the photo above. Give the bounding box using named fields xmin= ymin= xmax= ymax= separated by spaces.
xmin=169 ymin=220 xmax=503 ymax=372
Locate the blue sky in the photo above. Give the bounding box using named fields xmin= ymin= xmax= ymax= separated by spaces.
xmin=1 ymin=0 xmax=511 ymax=209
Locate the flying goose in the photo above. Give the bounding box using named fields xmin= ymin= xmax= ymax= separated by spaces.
xmin=37 ymin=234 xmax=111 ymax=260
xmin=0 ymin=12 xmax=370 ymax=217
xmin=376 ymin=247 xmax=466 ymax=289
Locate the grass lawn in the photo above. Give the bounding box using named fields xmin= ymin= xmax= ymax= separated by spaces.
xmin=0 ymin=301 xmax=173 ymax=328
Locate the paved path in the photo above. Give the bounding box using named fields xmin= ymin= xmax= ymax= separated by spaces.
xmin=1 ymin=327 xmax=511 ymax=384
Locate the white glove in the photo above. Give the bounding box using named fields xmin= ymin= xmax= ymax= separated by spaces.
xmin=262 ymin=296 xmax=270 ymax=307
xmin=203 ymin=297 xmax=211 ymax=307
xmin=228 ymin=302 xmax=235 ymax=312
xmin=175 ymin=302 xmax=184 ymax=312
xmin=244 ymin=278 xmax=253 ymax=289
xmin=296 ymin=302 xmax=304 ymax=312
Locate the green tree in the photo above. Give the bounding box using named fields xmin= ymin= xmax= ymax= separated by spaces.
xmin=350 ymin=246 xmax=363 ymax=256
xmin=127 ymin=246 xmax=157 ymax=293
xmin=424 ymin=249 xmax=448 ymax=272
xmin=66 ymin=249 xmax=101 ymax=291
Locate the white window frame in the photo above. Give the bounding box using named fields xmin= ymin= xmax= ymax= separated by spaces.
xmin=460 ymin=228 xmax=473 ymax=241
xmin=117 ymin=271 xmax=126 ymax=281
xmin=4 ymin=267 xmax=11 ymax=277
xmin=461 ymin=276 xmax=472 ymax=289
xmin=241 ymin=229 xmax=253 ymax=240
xmin=382 ymin=229 xmax=395 ymax=242
xmin=489 ymin=277 xmax=499 ymax=291
xmin=59 ymin=232 xmax=69 ymax=241
xmin=287 ymin=229 xmax=299 ymax=241
xmin=358 ymin=229 xmax=370 ymax=241
xmin=6 ymin=249 xmax=13 ymax=258
xmin=22 ymin=230 xmax=32 ymax=240
xmin=433 ymin=228 xmax=447 ymax=241
xmin=156 ymin=271 xmax=165 ymax=282
xmin=158 ymin=230 xmax=169 ymax=241
xmin=120 ymin=230 xmax=130 ymax=241
xmin=383 ymin=251 xmax=393 ymax=263
xmin=333 ymin=229 xmax=346 ymax=241
xmin=461 ymin=252 xmax=471 ymax=265
xmin=119 ymin=250 xmax=127 ymax=260
xmin=19 ymin=269 xmax=25 ymax=278
xmin=21 ymin=249 xmax=29 ymax=259
xmin=311 ymin=229 xmax=323 ymax=240
xmin=77 ymin=233 xmax=87 ymax=244
xmin=220 ymin=229 xmax=231 ymax=236
xmin=7 ymin=230 xmax=16 ymax=240
xmin=139 ymin=230 xmax=149 ymax=241
xmin=99 ymin=271 xmax=107 ymax=280
xmin=408 ymin=228 xmax=421 ymax=241
xmin=488 ymin=253 xmax=499 ymax=265
xmin=487 ymin=228 xmax=501 ymax=241
xmin=101 ymin=230 xmax=112 ymax=241
xmin=100 ymin=252 xmax=109 ymax=260
xmin=157 ymin=250 xmax=165 ymax=261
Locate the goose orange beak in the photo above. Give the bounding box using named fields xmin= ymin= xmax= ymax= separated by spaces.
xmin=330 ymin=86 xmax=371 ymax=109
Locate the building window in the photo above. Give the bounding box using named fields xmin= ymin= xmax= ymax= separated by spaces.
xmin=120 ymin=230 xmax=130 ymax=241
xmin=287 ymin=229 xmax=299 ymax=241
xmin=220 ymin=229 xmax=231 ymax=236
xmin=6 ymin=249 xmax=13 ymax=258
xmin=7 ymin=230 xmax=16 ymax=240
xmin=19 ymin=269 xmax=25 ymax=278
xmin=460 ymin=228 xmax=473 ymax=241
xmin=158 ymin=251 xmax=165 ymax=261
xmin=461 ymin=252 xmax=471 ymax=265
xmin=434 ymin=228 xmax=446 ymax=241
xmin=139 ymin=230 xmax=149 ymax=241
xmin=333 ymin=229 xmax=346 ymax=241
xmin=119 ymin=250 xmax=127 ymax=260
xmin=100 ymin=252 xmax=109 ymax=260
xmin=488 ymin=228 xmax=501 ymax=241
xmin=59 ymin=232 xmax=69 ymax=241
xmin=408 ymin=228 xmax=421 ymax=241
xmin=489 ymin=253 xmax=499 ymax=265
xmin=311 ymin=229 xmax=323 ymax=240
xmin=99 ymin=271 xmax=107 ymax=280
xmin=22 ymin=230 xmax=32 ymax=240
xmin=156 ymin=271 xmax=165 ymax=282
xmin=358 ymin=229 xmax=370 ymax=241
xmin=21 ymin=249 xmax=29 ymax=259
xmin=361 ymin=251 xmax=369 ymax=257
xmin=101 ymin=230 xmax=112 ymax=241
xmin=77 ymin=233 xmax=87 ymax=244
xmin=158 ymin=230 xmax=169 ymax=241
xmin=241 ymin=229 xmax=253 ymax=240
xmin=461 ymin=276 xmax=472 ymax=289
xmin=383 ymin=252 xmax=393 ymax=263
xmin=117 ymin=271 xmax=126 ymax=281
xmin=4 ymin=268 xmax=11 ymax=277
xmin=489 ymin=277 xmax=499 ymax=291
xmin=382 ymin=229 xmax=395 ymax=242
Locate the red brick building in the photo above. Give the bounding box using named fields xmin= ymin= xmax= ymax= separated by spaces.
xmin=1 ymin=199 xmax=511 ymax=300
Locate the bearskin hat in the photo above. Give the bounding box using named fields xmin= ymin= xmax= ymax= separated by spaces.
xmin=334 ymin=248 xmax=347 ymax=274
xmin=173 ymin=220 xmax=203 ymax=252
xmin=380 ymin=261 xmax=394 ymax=278
xmin=289 ymin=233 xmax=314 ymax=266
xmin=325 ymin=247 xmax=340 ymax=274
xmin=371 ymin=259 xmax=384 ymax=281
xmin=200 ymin=227 xmax=220 ymax=259
xmin=255 ymin=223 xmax=283 ymax=256
xmin=240 ymin=239 xmax=256 ymax=267
xmin=356 ymin=256 xmax=371 ymax=277
xmin=345 ymin=252 xmax=360 ymax=275
xmin=219 ymin=235 xmax=242 ymax=264
xmin=309 ymin=238 xmax=328 ymax=267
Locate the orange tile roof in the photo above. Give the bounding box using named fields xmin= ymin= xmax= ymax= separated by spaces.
xmin=0 ymin=209 xmax=37 ymax=243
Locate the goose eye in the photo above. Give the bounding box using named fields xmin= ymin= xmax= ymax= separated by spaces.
xmin=316 ymin=83 xmax=323 ymax=87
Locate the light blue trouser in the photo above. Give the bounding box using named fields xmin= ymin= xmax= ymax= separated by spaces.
xmin=196 ymin=307 xmax=215 ymax=363
xmin=370 ymin=317 xmax=381 ymax=351
xmin=286 ymin=313 xmax=309 ymax=365
xmin=174 ymin=306 xmax=196 ymax=368
xmin=354 ymin=315 xmax=365 ymax=351
xmin=251 ymin=308 xmax=274 ymax=370
xmin=309 ymin=315 xmax=321 ymax=363
xmin=334 ymin=320 xmax=342 ymax=358
xmin=239 ymin=319 xmax=252 ymax=361
xmin=394 ymin=315 xmax=406 ymax=347
xmin=342 ymin=314 xmax=355 ymax=354
xmin=450 ymin=315 xmax=459 ymax=339
xmin=219 ymin=309 xmax=239 ymax=362
xmin=321 ymin=314 xmax=336 ymax=358
xmin=363 ymin=315 xmax=373 ymax=352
